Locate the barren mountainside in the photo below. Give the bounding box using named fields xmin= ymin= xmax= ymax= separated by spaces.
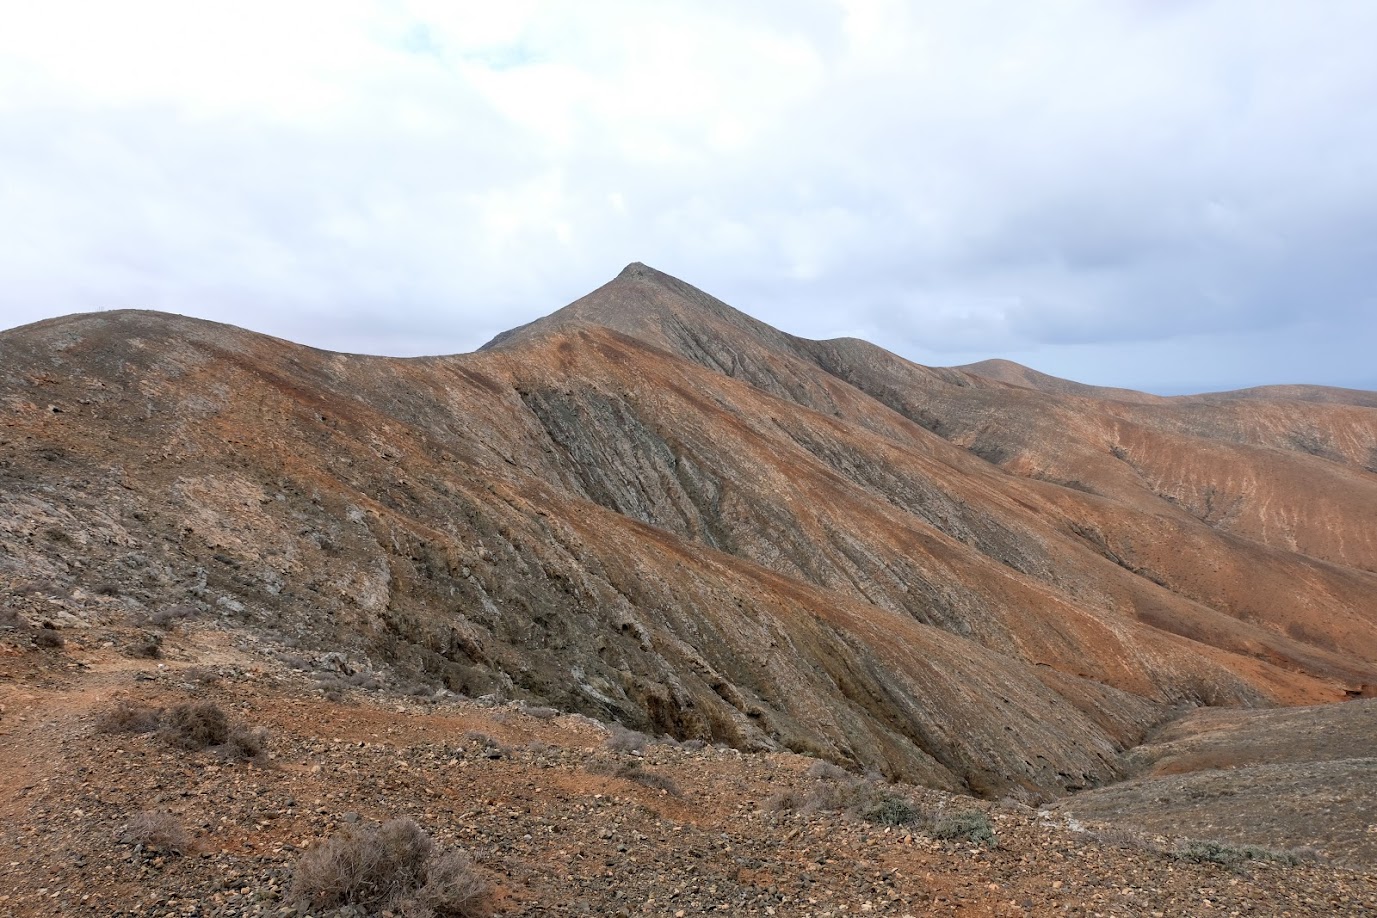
xmin=3 ymin=262 xmax=1375 ymax=803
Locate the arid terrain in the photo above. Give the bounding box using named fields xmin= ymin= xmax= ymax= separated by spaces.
xmin=2 ymin=262 xmax=1375 ymax=914
xmin=2 ymin=627 xmax=1374 ymax=916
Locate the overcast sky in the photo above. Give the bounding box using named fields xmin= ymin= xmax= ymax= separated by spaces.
xmin=2 ymin=1 xmax=1375 ymax=394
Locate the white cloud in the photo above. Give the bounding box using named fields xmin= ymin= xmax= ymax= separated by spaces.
xmin=1 ymin=1 xmax=1375 ymax=390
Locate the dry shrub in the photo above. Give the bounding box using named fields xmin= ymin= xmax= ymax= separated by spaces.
xmin=767 ymin=773 xmax=922 ymax=827
xmin=1090 ymin=824 xmax=1160 ymax=853
xmin=161 ymin=701 xmax=230 ymax=749
xmin=291 ymin=818 xmax=490 ymax=916
xmin=223 ymin=724 xmax=270 ymax=760
xmin=98 ymin=700 xmax=162 ymax=734
xmin=588 ymin=761 xmax=680 ymax=795
xmin=120 ymin=810 xmax=191 ymax=854
xmin=34 ymin=627 xmax=65 ymax=649
xmin=181 ymin=666 xmax=220 ymax=685
xmin=126 ymin=632 xmax=163 ymax=659
xmin=158 ymin=702 xmax=268 ymax=760
xmin=764 ymin=789 xmax=806 ymax=813
xmin=805 ymin=760 xmax=851 ymax=781
xmin=860 ymin=795 xmax=920 ymax=826
xmin=604 ymin=724 xmax=649 ymax=753
xmin=1174 ymin=839 xmax=1312 ymax=870
xmin=150 ymin=603 xmax=197 ymax=629
xmin=408 ymin=850 xmax=491 ymax=917
xmin=931 ymin=810 xmax=997 ymax=847
xmin=463 ymin=731 xmax=508 ymax=758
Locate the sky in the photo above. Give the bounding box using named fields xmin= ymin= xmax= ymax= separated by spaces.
xmin=2 ymin=1 xmax=1375 ymax=394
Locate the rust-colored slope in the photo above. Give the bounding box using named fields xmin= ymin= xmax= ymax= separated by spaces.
xmin=792 ymin=336 xmax=1377 ymax=574
xmin=479 ymin=264 xmax=1376 ymax=670
xmin=476 ymin=327 xmax=1376 ymax=696
xmin=2 ymin=266 xmax=1374 ymax=801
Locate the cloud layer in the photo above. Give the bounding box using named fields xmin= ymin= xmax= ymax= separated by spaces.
xmin=2 ymin=1 xmax=1374 ymax=392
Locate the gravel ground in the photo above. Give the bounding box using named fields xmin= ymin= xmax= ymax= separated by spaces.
xmin=3 ymin=623 xmax=1376 ymax=917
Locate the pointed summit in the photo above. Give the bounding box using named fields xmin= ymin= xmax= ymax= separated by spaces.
xmin=480 ymin=262 xmax=790 ymax=356
xmin=480 ymin=261 xmax=856 ymax=405
xmin=616 ymin=260 xmax=660 ymax=280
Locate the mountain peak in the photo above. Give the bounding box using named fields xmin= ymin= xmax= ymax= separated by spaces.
xmin=480 ymin=262 xmax=769 ymax=354
xmin=616 ymin=261 xmax=661 ymax=280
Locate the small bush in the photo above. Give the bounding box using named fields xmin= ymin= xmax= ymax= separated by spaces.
xmin=120 ymin=810 xmax=191 ymax=853
xmin=805 ymin=760 xmax=851 ymax=781
xmin=604 ymin=724 xmax=649 ymax=753
xmin=463 ymin=731 xmax=508 ymax=759
xmin=767 ymin=773 xmax=922 ymax=826
xmin=764 ymin=789 xmax=805 ymax=813
xmin=413 ymin=849 xmax=491 ymax=917
xmin=182 ymin=666 xmax=220 ymax=685
xmin=345 ymin=670 xmax=382 ymax=690
xmin=798 ymin=777 xmax=872 ymax=814
xmin=34 ymin=627 xmax=65 ymax=649
xmin=1090 ymin=824 xmax=1159 ymax=852
xmin=160 ymin=701 xmax=230 ymax=749
xmin=150 ymin=604 xmax=197 ymax=629
xmin=290 ymin=817 xmax=490 ymax=916
xmin=223 ymin=725 xmax=270 ymax=761
xmin=1174 ymin=839 xmax=1311 ymax=870
xmin=98 ymin=700 xmax=162 ymax=734
xmin=860 ymin=795 xmax=920 ymax=826
xmin=126 ymin=632 xmax=163 ymax=659
xmin=589 ymin=761 xmax=680 ymax=795
xmin=932 ymin=810 xmax=997 ymax=847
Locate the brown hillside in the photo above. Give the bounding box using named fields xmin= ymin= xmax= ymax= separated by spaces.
xmin=2 ymin=264 xmax=1375 ymax=806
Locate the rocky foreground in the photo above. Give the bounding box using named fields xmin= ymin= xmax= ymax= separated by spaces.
xmin=2 ymin=617 xmax=1374 ymax=917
